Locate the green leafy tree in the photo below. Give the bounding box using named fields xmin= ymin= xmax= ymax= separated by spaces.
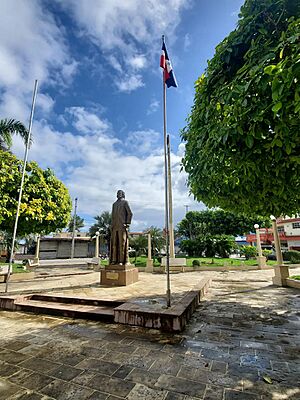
xmin=0 ymin=119 xmax=29 ymax=150
xmin=180 ymin=234 xmax=236 ymax=258
xmin=67 ymin=215 xmax=85 ymax=232
xmin=178 ymin=210 xmax=270 ymax=239
xmin=182 ymin=0 xmax=300 ymax=217
xmin=148 ymin=226 xmax=165 ymax=260
xmin=129 ymin=234 xmax=148 ymax=263
xmin=89 ymin=211 xmax=112 ymax=247
xmin=0 ymin=150 xmax=72 ymax=237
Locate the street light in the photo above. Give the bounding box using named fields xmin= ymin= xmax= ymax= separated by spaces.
xmin=254 ymin=224 xmax=263 ymax=258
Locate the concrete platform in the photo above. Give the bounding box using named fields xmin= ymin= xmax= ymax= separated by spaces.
xmin=0 ymin=278 xmax=211 ymax=332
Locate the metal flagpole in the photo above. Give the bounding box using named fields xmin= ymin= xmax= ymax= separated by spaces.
xmin=162 ymin=35 xmax=171 ymax=307
xmin=167 ymin=134 xmax=175 ymax=258
xmin=5 ymin=79 xmax=39 ymax=293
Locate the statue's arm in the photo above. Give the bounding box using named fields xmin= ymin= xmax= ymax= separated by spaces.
xmin=125 ymin=201 xmax=133 ymax=225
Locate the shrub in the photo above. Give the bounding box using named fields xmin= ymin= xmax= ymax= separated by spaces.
xmin=283 ymin=250 xmax=300 ymax=262
xmin=262 ymin=249 xmax=272 ymax=258
xmin=240 ymin=245 xmax=257 ymax=259
xmin=192 ymin=259 xmax=200 ymax=267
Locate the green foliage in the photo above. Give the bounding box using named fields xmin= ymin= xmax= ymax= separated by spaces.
xmin=89 ymin=211 xmax=112 ymax=245
xmin=192 ymin=259 xmax=201 ymax=267
xmin=240 ymin=245 xmax=257 ymax=259
xmin=182 ymin=0 xmax=300 ymax=217
xmin=0 ymin=150 xmax=72 ymax=236
xmin=129 ymin=235 xmax=148 ymax=258
xmin=262 ymin=249 xmax=273 ymax=258
xmin=283 ymin=250 xmax=300 ymax=262
xmin=147 ymin=226 xmax=165 ymax=260
xmin=180 ymin=234 xmax=236 ymax=258
xmin=290 ymin=275 xmax=300 ymax=280
xmin=178 ymin=209 xmax=270 ymax=238
xmin=0 ymin=118 xmax=29 ymax=150
xmin=67 ymin=215 xmax=85 ymax=232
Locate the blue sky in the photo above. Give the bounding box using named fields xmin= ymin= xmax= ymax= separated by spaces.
xmin=1 ymin=0 xmax=244 ymax=231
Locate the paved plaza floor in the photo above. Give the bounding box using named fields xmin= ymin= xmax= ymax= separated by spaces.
xmin=0 ymin=268 xmax=299 ymax=399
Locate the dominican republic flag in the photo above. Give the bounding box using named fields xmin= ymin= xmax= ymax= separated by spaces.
xmin=160 ymin=40 xmax=178 ymax=88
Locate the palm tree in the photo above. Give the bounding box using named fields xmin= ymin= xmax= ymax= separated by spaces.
xmin=0 ymin=119 xmax=29 ymax=151
xmin=67 ymin=215 xmax=85 ymax=232
xmin=89 ymin=211 xmax=112 ymax=250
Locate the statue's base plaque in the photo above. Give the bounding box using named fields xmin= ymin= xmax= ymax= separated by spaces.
xmin=101 ymin=264 xmax=139 ymax=286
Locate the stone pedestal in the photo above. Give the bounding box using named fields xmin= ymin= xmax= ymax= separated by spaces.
xmin=101 ymin=264 xmax=138 ymax=286
xmin=257 ymin=256 xmax=267 ymax=269
xmin=145 ymin=259 xmax=153 ymax=273
xmin=272 ymin=265 xmax=289 ymax=287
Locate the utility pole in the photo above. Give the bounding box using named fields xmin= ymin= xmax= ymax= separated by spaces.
xmin=184 ymin=205 xmax=189 ymax=215
xmin=71 ymin=197 xmax=78 ymax=259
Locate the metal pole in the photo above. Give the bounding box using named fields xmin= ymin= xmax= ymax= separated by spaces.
xmin=162 ymin=35 xmax=171 ymax=307
xmin=185 ymin=205 xmax=189 ymax=215
xmin=167 ymin=135 xmax=175 ymax=258
xmin=71 ymin=197 xmax=78 ymax=258
xmin=5 ymin=79 xmax=38 ymax=293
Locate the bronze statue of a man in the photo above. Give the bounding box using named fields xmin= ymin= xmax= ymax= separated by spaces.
xmin=109 ymin=190 xmax=133 ymax=265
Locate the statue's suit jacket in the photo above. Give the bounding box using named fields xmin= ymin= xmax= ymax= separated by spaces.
xmin=111 ymin=199 xmax=133 ymax=231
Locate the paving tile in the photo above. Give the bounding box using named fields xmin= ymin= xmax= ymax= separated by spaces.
xmin=127 ymin=383 xmax=167 ymax=400
xmin=224 ymin=389 xmax=258 ymax=399
xmin=41 ymin=379 xmax=94 ymax=400
xmin=87 ymin=373 xmax=135 ymax=397
xmin=165 ymin=392 xmax=185 ymax=400
xmin=19 ymin=358 xmax=60 ymax=373
xmin=211 ymin=360 xmax=227 ymax=374
xmin=7 ymin=390 xmax=43 ymax=400
xmin=0 ymin=378 xmax=20 ymax=400
xmin=76 ymin=358 xmax=119 ymax=375
xmin=155 ymin=374 xmax=206 ymax=398
xmin=204 ymin=384 xmax=224 ymax=400
xmin=10 ymin=371 xmax=54 ymax=391
xmin=0 ymin=361 xmax=20 ymax=377
xmin=50 ymin=364 xmax=82 ymax=381
xmin=112 ymin=365 xmax=133 ymax=379
xmin=0 ymin=350 xmax=29 ymax=365
xmin=71 ymin=369 xmax=98 ymax=386
xmin=126 ymin=367 xmax=160 ymax=387
xmin=86 ymin=391 xmax=108 ymax=400
xmin=3 ymin=341 xmax=30 ymax=352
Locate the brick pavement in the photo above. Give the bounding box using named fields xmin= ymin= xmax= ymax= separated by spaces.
xmin=0 ymin=269 xmax=299 ymax=399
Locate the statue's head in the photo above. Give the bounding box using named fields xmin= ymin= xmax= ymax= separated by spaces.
xmin=117 ymin=190 xmax=125 ymax=199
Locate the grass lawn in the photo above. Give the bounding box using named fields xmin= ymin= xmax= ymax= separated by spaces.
xmin=184 ymin=257 xmax=277 ymax=267
xmin=100 ymin=256 xmax=277 ymax=268
xmin=0 ymin=262 xmax=28 ymax=273
xmin=101 ymin=257 xmax=160 ymax=268
xmin=290 ymin=275 xmax=300 ymax=280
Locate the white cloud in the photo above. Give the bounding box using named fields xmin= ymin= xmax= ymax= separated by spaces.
xmin=57 ymin=0 xmax=189 ymax=91
xmin=125 ymin=129 xmax=160 ymax=155
xmin=116 ymin=75 xmax=145 ymax=93
xmin=127 ymin=55 xmax=147 ymax=70
xmin=12 ymin=107 xmax=204 ymax=230
xmin=147 ymin=99 xmax=160 ymax=115
xmin=0 ymin=0 xmax=77 ymax=121
xmin=183 ymin=33 xmax=191 ymax=51
xmin=66 ymin=107 xmax=111 ymax=134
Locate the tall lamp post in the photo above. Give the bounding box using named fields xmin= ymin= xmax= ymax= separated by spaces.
xmin=270 ymin=215 xmax=289 ymax=286
xmin=254 ymin=224 xmax=266 ymax=269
